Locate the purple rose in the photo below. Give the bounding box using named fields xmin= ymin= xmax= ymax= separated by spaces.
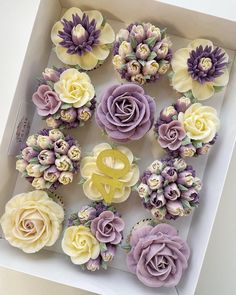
xmin=38 ymin=150 xmax=55 ymax=165
xmin=96 ymin=84 xmax=156 ymax=142
xmin=161 ymin=166 xmax=177 ymax=182
xmin=43 ymin=165 xmax=60 ymax=183
xmin=158 ymin=120 xmax=186 ymax=151
xmin=127 ymin=224 xmax=190 ymax=287
xmin=21 ymin=147 xmax=38 ymax=162
xmin=91 ymin=211 xmax=124 ymax=244
xmin=54 ymin=139 xmax=69 ymax=154
xmin=182 ymin=188 xmax=198 ymax=202
xmin=150 ymin=192 xmax=166 ymax=208
xmin=32 ymin=85 xmax=61 ymax=116
xmin=177 ymin=171 xmax=194 ymax=187
xmin=164 ymin=183 xmax=181 ymax=200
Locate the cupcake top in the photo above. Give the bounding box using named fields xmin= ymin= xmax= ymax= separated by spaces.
xmin=170 ymin=39 xmax=229 ymax=100
xmin=62 ymin=201 xmax=124 ymax=271
xmin=154 ymin=96 xmax=220 ymax=157
xmin=126 ymin=219 xmax=190 ymax=287
xmin=51 ymin=7 xmax=115 ymax=70
xmin=137 ymin=156 xmax=202 ymax=220
xmin=16 ymin=128 xmax=81 ymax=190
xmin=33 ymin=67 xmax=96 ymax=129
xmin=80 ymin=143 xmax=139 ymax=203
xmin=96 ymin=83 xmax=156 ymax=142
xmin=112 ymin=23 xmax=172 ymax=85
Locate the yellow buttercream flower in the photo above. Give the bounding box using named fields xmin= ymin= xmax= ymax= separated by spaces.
xmin=51 ymin=7 xmax=115 ymax=70
xmin=54 ymin=68 xmax=95 ymax=108
xmin=80 ymin=143 xmax=140 ymax=203
xmin=62 ymin=225 xmax=100 ymax=265
xmin=0 ymin=191 xmax=64 ymax=253
xmin=171 ymin=39 xmax=229 ymax=100
xmin=178 ymin=103 xmax=220 ymax=142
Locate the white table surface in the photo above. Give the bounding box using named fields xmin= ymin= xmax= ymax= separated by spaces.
xmin=0 ymin=0 xmax=236 ymax=294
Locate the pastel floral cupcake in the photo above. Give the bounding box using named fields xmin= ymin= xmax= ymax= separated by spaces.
xmin=33 ymin=67 xmax=96 ymax=129
xmin=51 ymin=7 xmax=115 ymax=70
xmin=96 ymin=84 xmax=156 ymax=142
xmin=170 ymin=39 xmax=229 ymax=100
xmin=125 ymin=220 xmax=190 ymax=287
xmin=80 ymin=143 xmax=139 ymax=203
xmin=62 ymin=201 xmax=124 ymax=271
xmin=0 ymin=190 xmax=64 ymax=253
xmin=112 ymin=23 xmax=172 ymax=85
xmin=137 ymin=157 xmax=202 ymax=220
xmin=16 ymin=129 xmax=81 ymax=190
xmin=154 ymin=96 xmax=220 ymax=157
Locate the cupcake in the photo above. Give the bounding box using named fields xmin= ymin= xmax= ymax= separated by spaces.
xmin=112 ymin=23 xmax=172 ymax=84
xmin=96 ymin=83 xmax=156 ymax=142
xmin=125 ymin=219 xmax=190 ymax=287
xmin=170 ymin=39 xmax=229 ymax=100
xmin=51 ymin=7 xmax=115 ymax=70
xmin=137 ymin=157 xmax=202 ymax=220
xmin=62 ymin=201 xmax=124 ymax=271
xmin=154 ymin=96 xmax=220 ymax=157
xmin=32 ymin=67 xmax=96 ymax=129
xmin=16 ymin=128 xmax=81 ymax=190
xmin=80 ymin=143 xmax=139 ymax=203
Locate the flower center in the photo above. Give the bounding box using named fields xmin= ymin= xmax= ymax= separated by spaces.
xmin=199 ymin=57 xmax=212 ymax=71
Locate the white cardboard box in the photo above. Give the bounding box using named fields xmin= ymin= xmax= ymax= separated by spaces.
xmin=1 ymin=1 xmax=236 ymax=294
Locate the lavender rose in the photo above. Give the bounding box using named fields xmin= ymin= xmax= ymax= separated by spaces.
xmin=32 ymin=85 xmax=61 ymax=116
xmin=91 ymin=211 xmax=124 ymax=244
xmin=127 ymin=223 xmax=190 ymax=287
xmin=158 ymin=120 xmax=186 ymax=150
xmin=96 ymin=84 xmax=156 ymax=142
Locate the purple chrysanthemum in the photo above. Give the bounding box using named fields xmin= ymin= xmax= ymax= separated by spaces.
xmin=187 ymin=45 xmax=227 ymax=84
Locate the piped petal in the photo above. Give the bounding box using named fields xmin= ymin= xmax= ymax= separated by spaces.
xmin=171 ymin=48 xmax=190 ymax=72
xmin=62 ymin=7 xmax=83 ymax=20
xmin=212 ymin=69 xmax=229 ymax=87
xmin=91 ymin=45 xmax=110 ymax=61
xmin=99 ymin=23 xmax=115 ymax=44
xmin=51 ymin=21 xmax=63 ymax=45
xmin=192 ymin=81 xmax=215 ymax=100
xmin=172 ymin=69 xmax=192 ymax=93
xmin=188 ymin=39 xmax=213 ymax=50
xmin=55 ymin=46 xmax=82 ymax=65
xmin=84 ymin=10 xmax=103 ymax=29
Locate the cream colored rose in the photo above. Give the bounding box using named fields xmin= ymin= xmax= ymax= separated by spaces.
xmin=80 ymin=143 xmax=139 ymax=203
xmin=0 ymin=190 xmax=64 ymax=253
xmin=118 ymin=41 xmax=132 ymax=57
xmin=178 ymin=103 xmax=220 ymax=143
xmin=58 ymin=172 xmax=73 ymax=185
xmin=62 ymin=225 xmax=100 ymax=265
xmin=55 ymin=155 xmax=73 ymax=172
xmin=54 ymin=69 xmax=95 ymax=108
xmin=26 ymin=164 xmax=43 ymax=178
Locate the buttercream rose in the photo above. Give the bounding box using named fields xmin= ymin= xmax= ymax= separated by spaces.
xmin=127 ymin=223 xmax=190 ymax=287
xmin=0 ymin=190 xmax=64 ymax=253
xmin=96 ymin=84 xmax=156 ymax=142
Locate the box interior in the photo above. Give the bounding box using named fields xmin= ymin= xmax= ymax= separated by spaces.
xmin=1 ymin=0 xmax=236 ymax=295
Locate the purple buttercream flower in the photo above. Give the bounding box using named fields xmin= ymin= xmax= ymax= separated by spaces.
xmin=179 ymin=144 xmax=196 ymax=158
xmin=78 ymin=206 xmax=97 ymax=223
xmin=21 ymin=147 xmax=38 ymax=162
xmin=91 ymin=211 xmax=124 ymax=245
xmin=54 ymin=139 xmax=70 ymax=154
xmin=42 ymin=68 xmax=61 ymax=82
xmin=101 ymin=244 xmax=116 ymax=262
xmin=158 ymin=120 xmax=186 ymax=151
xmin=164 ymin=183 xmax=181 ymax=201
xmin=182 ymin=188 xmax=199 ymax=202
xmin=32 ymin=85 xmax=61 ymax=116
xmin=96 ymin=84 xmax=156 ymax=142
xmin=38 ymin=150 xmax=55 ymax=165
xmin=178 ymin=171 xmax=194 ymax=187
xmin=43 ymin=165 xmax=60 ymax=183
xmin=161 ymin=166 xmax=177 ymax=182
xmin=159 ymin=105 xmax=177 ymax=122
xmin=150 ymin=192 xmax=166 ymax=208
xmin=60 ymin=108 xmax=77 ymax=123
xmin=127 ymin=223 xmax=190 ymax=287
xmin=187 ymin=45 xmax=227 ymax=84
xmin=86 ymin=257 xmax=101 ymax=271
xmin=175 ymin=97 xmax=191 ymax=113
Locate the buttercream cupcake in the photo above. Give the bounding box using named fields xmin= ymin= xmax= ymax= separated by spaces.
xmin=96 ymin=83 xmax=156 ymax=142
xmin=62 ymin=201 xmax=124 ymax=271
xmin=33 ymin=67 xmax=96 ymax=129
xmin=112 ymin=23 xmax=172 ymax=85
xmin=80 ymin=143 xmax=139 ymax=203
xmin=125 ymin=219 xmax=190 ymax=287
xmin=0 ymin=190 xmax=64 ymax=253
xmin=137 ymin=157 xmax=202 ymax=220
xmin=16 ymin=128 xmax=81 ymax=190
xmin=51 ymin=7 xmax=115 ymax=70
xmin=170 ymin=39 xmax=229 ymax=100
xmin=154 ymin=96 xmax=220 ymax=157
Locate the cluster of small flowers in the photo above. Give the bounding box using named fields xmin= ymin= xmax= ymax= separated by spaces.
xmin=154 ymin=96 xmax=218 ymax=157
xmin=112 ymin=23 xmax=172 ymax=85
xmin=16 ymin=128 xmax=81 ymax=190
xmin=34 ymin=67 xmax=96 ymax=129
xmin=137 ymin=157 xmax=202 ymax=220
xmin=67 ymin=202 xmax=124 ymax=271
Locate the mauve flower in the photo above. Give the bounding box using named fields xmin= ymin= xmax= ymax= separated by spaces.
xmin=32 ymin=85 xmax=61 ymax=116
xmin=147 ymin=174 xmax=163 ymax=190
xmin=91 ymin=211 xmax=124 ymax=245
xmin=175 ymin=96 xmax=191 ymax=113
xmin=42 ymin=68 xmax=60 ymax=82
xmin=130 ymin=24 xmax=145 ymax=43
xmin=151 ymin=207 xmax=166 ymax=220
xmin=161 ymin=166 xmax=177 ymax=182
xmin=158 ymin=120 xmax=186 ymax=151
xmin=60 ymin=108 xmax=77 ymax=123
xmin=127 ymin=224 xmax=190 ymax=287
xmin=44 ymin=165 xmax=60 ymax=183
xmin=127 ymin=60 xmax=141 ymax=76
xmin=96 ymin=84 xmax=156 ymax=142
xmin=160 ymin=106 xmax=177 ymax=122
xmin=142 ymin=60 xmax=159 ymax=76
xmin=197 ymin=143 xmax=211 ymax=155
xmin=21 ymin=147 xmax=38 ymax=162
xmin=182 ymin=188 xmax=199 ymax=202
xmin=78 ymin=107 xmax=92 ymax=121
xmin=136 ymin=43 xmax=150 ymax=60
xmin=101 ymin=244 xmax=116 ymax=262
xmin=178 ymin=171 xmax=194 ymax=187
xmin=164 ymin=183 xmax=181 ymax=200
xmin=54 ymin=139 xmax=69 ymax=154
xmin=78 ymin=206 xmax=97 ymax=223
xmin=166 ymin=200 xmax=184 ymax=216
xmin=86 ymin=257 xmax=101 ymax=271
xmin=38 ymin=150 xmax=55 ymax=165
xmin=150 ymin=192 xmax=166 ymax=208
xmin=179 ymin=144 xmax=196 ymax=158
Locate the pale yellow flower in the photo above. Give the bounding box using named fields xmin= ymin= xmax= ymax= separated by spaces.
xmin=51 ymin=7 xmax=115 ymax=70
xmin=80 ymin=143 xmax=139 ymax=203
xmin=171 ymin=39 xmax=229 ymax=100
xmin=62 ymin=225 xmax=100 ymax=265
xmin=0 ymin=190 xmax=64 ymax=253
xmin=178 ymin=103 xmax=220 ymax=142
xmin=54 ymin=68 xmax=95 ymax=108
